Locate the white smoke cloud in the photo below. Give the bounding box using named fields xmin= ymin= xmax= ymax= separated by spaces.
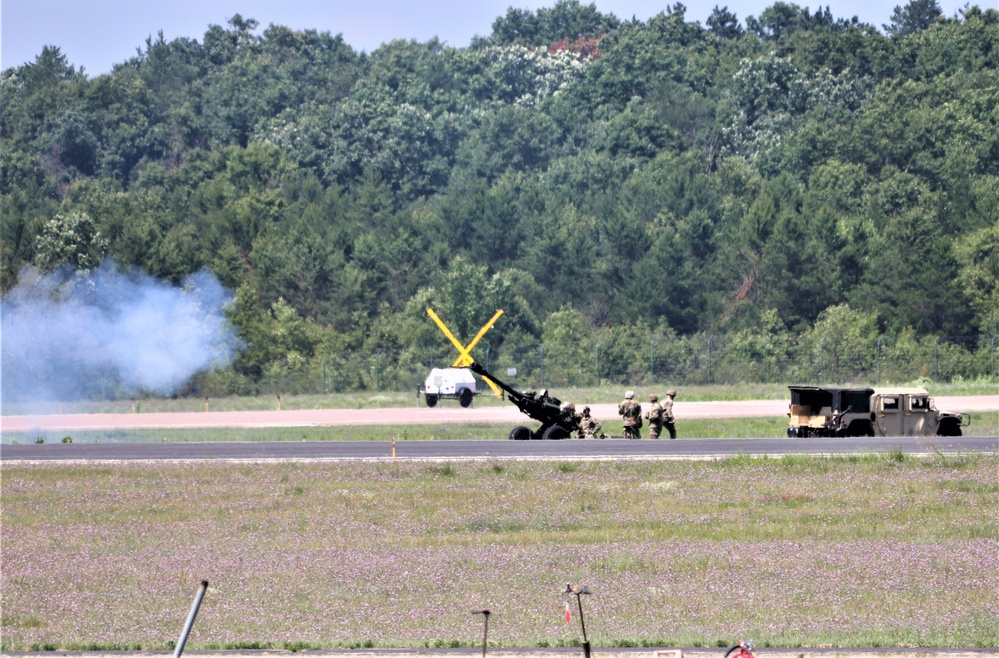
xmin=1 ymin=262 xmax=241 ymax=405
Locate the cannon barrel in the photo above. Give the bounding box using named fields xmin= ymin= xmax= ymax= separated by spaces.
xmin=468 ymin=362 xmax=524 ymax=402
xmin=469 ymin=362 xmax=571 ymax=432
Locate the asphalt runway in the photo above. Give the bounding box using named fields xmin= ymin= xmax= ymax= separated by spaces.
xmin=2 ymin=434 xmax=996 ymax=462
xmin=2 ymin=395 xmax=995 ymax=462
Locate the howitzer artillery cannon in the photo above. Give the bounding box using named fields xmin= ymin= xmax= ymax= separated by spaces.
xmin=468 ymin=361 xmax=579 ymax=440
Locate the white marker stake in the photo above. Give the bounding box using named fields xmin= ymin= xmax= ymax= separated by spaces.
xmin=174 ymin=580 xmax=208 ymax=658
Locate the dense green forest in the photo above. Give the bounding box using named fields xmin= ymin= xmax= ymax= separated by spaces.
xmin=2 ymin=0 xmax=997 ymax=395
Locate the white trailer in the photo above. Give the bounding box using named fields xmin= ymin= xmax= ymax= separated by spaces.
xmin=421 ymin=367 xmax=477 ymax=407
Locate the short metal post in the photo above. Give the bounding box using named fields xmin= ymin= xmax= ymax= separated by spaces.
xmin=174 ymin=580 xmax=208 ymax=658
xmin=540 ymin=345 xmax=545 ymax=390
xmin=706 ymin=335 xmax=712 ymax=385
xmin=819 ymin=341 xmax=824 ymax=385
xmin=992 ymin=335 xmax=996 ymax=384
xmin=472 ymin=609 xmax=490 ymax=658
xmin=763 ymin=334 xmax=768 ymax=385
xmin=566 ymin=584 xmax=592 ymax=658
xmin=594 ymin=343 xmax=600 ymax=387
xmin=650 ymin=336 xmax=655 ymax=386
xmin=934 ymin=336 xmax=939 ymax=381
xmin=877 ymin=337 xmax=882 ymax=386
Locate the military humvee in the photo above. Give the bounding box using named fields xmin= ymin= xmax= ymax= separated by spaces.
xmin=787 ymin=386 xmax=966 ymax=437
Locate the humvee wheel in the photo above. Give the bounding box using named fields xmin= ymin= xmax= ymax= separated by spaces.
xmin=458 ymin=388 xmax=473 ymax=408
xmin=509 ymin=426 xmax=532 ymax=441
xmin=542 ymin=425 xmax=571 ymax=441
xmin=425 ymin=394 xmax=439 ymax=408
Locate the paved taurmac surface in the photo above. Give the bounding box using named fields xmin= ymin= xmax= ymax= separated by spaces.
xmin=2 ymin=435 xmax=996 ymax=462
xmin=2 ymin=396 xmax=996 ymax=432
xmin=2 ymin=396 xmax=995 ymax=462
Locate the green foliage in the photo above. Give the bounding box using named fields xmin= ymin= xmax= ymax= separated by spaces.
xmin=33 ymin=211 xmax=108 ymax=272
xmin=2 ymin=4 xmax=996 ymax=394
xmin=884 ymin=0 xmax=943 ymax=36
xmin=482 ymin=0 xmax=621 ymax=47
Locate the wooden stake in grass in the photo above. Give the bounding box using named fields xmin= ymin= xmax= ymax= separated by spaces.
xmin=471 ymin=609 xmax=490 ymax=658
xmin=391 ymin=436 xmax=396 ymax=460
xmin=566 ymin=583 xmax=592 ymax=658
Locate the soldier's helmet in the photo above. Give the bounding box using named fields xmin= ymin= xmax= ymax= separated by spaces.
xmin=625 ymin=390 xmax=634 ymax=399
xmin=667 ymin=389 xmax=677 ymax=397
xmin=650 ymin=394 xmax=658 ymax=402
xmin=564 ymin=402 xmax=576 ymax=411
xmin=582 ymin=406 xmax=591 ymax=415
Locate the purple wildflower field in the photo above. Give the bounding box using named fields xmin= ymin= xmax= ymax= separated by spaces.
xmin=2 ymin=457 xmax=996 ymax=651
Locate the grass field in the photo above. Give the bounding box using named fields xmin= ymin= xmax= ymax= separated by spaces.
xmin=4 ymin=379 xmax=995 ymax=416
xmin=8 ymin=416 xmax=796 ymax=444
xmin=9 ymin=413 xmax=998 ymax=445
xmin=2 ymin=454 xmax=996 ymax=651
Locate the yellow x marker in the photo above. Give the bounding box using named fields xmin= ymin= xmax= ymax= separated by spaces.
xmin=426 ymin=308 xmax=504 ymax=398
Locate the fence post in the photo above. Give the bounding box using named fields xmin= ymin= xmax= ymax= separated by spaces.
xmin=933 ymin=336 xmax=939 ymax=381
xmin=650 ymin=336 xmax=656 ymax=386
xmin=375 ymin=351 xmax=381 ymax=391
xmin=706 ymin=335 xmax=712 ymax=385
xmin=595 ymin=343 xmax=600 ymax=387
xmin=763 ymin=334 xmax=768 ymax=385
xmin=540 ymin=345 xmax=545 ymax=390
xmin=819 ymin=341 xmax=824 ymax=385
xmin=877 ymin=337 xmax=882 ymax=386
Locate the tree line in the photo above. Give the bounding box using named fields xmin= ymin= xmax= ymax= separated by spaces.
xmin=2 ymin=0 xmax=997 ymax=395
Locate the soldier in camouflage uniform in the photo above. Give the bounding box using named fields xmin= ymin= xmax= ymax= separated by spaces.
xmin=645 ymin=394 xmax=664 ymax=439
xmin=562 ymin=402 xmax=582 ymax=436
xmin=663 ymin=389 xmax=677 ymax=439
xmin=577 ymin=406 xmax=603 ymax=439
xmin=618 ymin=390 xmax=642 ymax=439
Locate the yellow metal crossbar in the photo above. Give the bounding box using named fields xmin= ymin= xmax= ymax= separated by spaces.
xmin=426 ymin=308 xmax=504 ymax=398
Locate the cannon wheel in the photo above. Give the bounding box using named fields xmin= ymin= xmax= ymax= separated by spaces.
xmin=425 ymin=394 xmax=439 ymax=408
xmin=458 ymin=388 xmax=474 ymax=408
xmin=542 ymin=425 xmax=571 ymax=441
xmin=509 ymin=426 xmax=532 ymax=441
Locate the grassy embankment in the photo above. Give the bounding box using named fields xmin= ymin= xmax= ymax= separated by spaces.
xmin=2 ymin=454 xmax=996 ymax=651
